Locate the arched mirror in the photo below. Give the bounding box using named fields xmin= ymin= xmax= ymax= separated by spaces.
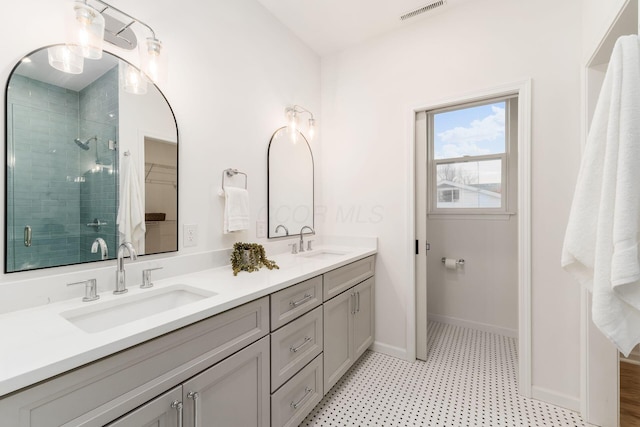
xmin=267 ymin=127 xmax=314 ymax=238
xmin=5 ymin=45 xmax=178 ymax=273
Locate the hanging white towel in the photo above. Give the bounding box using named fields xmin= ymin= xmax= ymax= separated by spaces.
xmin=224 ymin=187 xmax=250 ymax=233
xmin=117 ymin=153 xmax=146 ymax=249
xmin=562 ymin=35 xmax=640 ymax=357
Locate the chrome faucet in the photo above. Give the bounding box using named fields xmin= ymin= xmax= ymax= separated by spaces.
xmin=275 ymin=224 xmax=289 ymax=236
xmin=299 ymin=226 xmax=314 ymax=253
xmin=91 ymin=238 xmax=109 ymax=260
xmin=115 ymin=242 xmax=137 ymax=295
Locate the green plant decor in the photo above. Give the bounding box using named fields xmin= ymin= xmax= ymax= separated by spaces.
xmin=230 ymin=242 xmax=279 ymax=276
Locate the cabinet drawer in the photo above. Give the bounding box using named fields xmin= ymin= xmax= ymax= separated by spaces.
xmin=323 ymin=256 xmax=375 ymax=301
xmin=0 ymin=297 xmax=269 ymax=427
xmin=106 ymin=386 xmax=182 ymax=426
xmin=270 ymin=275 xmax=322 ymax=331
xmin=271 ymin=306 xmax=323 ymax=392
xmin=271 ymin=353 xmax=323 ymax=427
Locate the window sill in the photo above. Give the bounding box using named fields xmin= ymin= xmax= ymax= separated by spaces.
xmin=427 ymin=212 xmax=516 ymax=221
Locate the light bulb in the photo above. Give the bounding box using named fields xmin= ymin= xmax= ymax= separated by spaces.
xmin=308 ymin=118 xmax=316 ymax=141
xmin=140 ymin=37 xmax=167 ymax=84
xmin=48 ymin=45 xmax=84 ymax=74
xmin=69 ymin=2 xmax=105 ymax=60
xmin=119 ymin=62 xmax=148 ymax=95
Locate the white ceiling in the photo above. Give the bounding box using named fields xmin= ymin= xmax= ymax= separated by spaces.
xmin=256 ymin=0 xmax=471 ymax=56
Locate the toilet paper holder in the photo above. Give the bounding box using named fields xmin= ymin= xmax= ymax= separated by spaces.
xmin=441 ymin=258 xmax=465 ymax=266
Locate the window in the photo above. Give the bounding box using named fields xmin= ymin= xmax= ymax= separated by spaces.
xmin=428 ymin=96 xmax=517 ymax=214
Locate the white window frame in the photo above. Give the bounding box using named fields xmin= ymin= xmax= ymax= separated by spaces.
xmin=427 ymin=95 xmax=516 ymax=217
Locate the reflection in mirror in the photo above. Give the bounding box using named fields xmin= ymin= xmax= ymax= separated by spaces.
xmin=144 ymin=137 xmax=177 ymax=253
xmin=5 ymin=45 xmax=178 ymax=273
xmin=267 ymin=127 xmax=314 ymax=238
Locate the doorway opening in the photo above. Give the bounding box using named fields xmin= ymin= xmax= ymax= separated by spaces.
xmin=412 ymin=81 xmax=531 ymax=397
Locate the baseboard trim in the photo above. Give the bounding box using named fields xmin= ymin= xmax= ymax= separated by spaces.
xmin=428 ymin=313 xmax=518 ymax=338
xmin=371 ymin=341 xmax=408 ymax=360
xmin=531 ymin=386 xmax=581 ymax=412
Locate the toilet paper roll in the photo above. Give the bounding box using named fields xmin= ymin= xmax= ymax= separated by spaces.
xmin=444 ymin=258 xmax=457 ymax=269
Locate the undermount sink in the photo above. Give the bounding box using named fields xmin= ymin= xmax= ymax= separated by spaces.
xmin=61 ymin=284 xmax=216 ymax=333
xmin=298 ymin=250 xmax=349 ymax=260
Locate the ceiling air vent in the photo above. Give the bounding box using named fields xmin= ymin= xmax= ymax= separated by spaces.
xmin=400 ymin=0 xmax=447 ymax=21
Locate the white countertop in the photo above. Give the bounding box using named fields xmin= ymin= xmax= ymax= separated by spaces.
xmin=0 ymin=245 xmax=376 ymax=397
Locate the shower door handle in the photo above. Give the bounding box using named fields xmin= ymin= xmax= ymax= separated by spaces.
xmin=24 ymin=226 xmax=32 ymax=247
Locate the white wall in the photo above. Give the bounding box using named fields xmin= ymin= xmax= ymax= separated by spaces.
xmin=0 ymin=0 xmax=319 ymax=312
xmin=320 ymin=0 xmax=583 ymax=406
xmin=427 ymin=217 xmax=518 ymax=336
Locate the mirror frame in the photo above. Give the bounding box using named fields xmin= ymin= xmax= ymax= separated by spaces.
xmin=267 ymin=126 xmax=314 ymax=239
xmin=4 ymin=45 xmax=180 ymax=273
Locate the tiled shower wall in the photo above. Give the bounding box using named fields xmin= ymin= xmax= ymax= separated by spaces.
xmin=7 ymin=75 xmax=82 ymax=271
xmin=79 ymin=67 xmax=119 ymax=263
xmin=6 ymin=68 xmax=119 ymax=272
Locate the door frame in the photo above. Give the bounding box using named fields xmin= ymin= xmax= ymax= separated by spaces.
xmin=407 ymin=79 xmax=532 ymax=397
xmin=579 ymin=1 xmax=637 ymax=424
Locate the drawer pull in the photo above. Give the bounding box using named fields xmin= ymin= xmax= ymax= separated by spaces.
xmin=290 ymin=336 xmax=312 ymax=353
xmin=290 ymin=387 xmax=313 ymax=410
xmin=289 ymin=293 xmax=312 ymax=308
xmin=171 ymin=401 xmax=183 ymax=427
xmin=187 ymin=391 xmax=200 ymax=427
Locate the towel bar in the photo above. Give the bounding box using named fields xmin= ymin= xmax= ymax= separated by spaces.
xmin=219 ymin=168 xmax=248 ymax=195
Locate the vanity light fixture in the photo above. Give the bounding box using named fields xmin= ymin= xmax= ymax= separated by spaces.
xmin=51 ymin=0 xmax=168 ymax=86
xmin=285 ymin=105 xmax=317 ymax=141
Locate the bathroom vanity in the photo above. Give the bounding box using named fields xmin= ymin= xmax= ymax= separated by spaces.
xmin=0 ymin=247 xmax=375 ymax=427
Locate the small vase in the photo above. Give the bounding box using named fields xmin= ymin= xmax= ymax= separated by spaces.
xmin=242 ymin=249 xmax=251 ymax=265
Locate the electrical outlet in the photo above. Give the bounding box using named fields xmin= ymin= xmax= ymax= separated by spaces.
xmin=183 ymin=224 xmax=198 ymax=247
xmin=256 ymin=221 xmax=266 ymax=238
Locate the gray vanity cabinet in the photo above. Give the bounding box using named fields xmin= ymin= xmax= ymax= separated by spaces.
xmin=107 ymin=337 xmax=270 ymax=427
xmin=323 ymin=286 xmax=355 ymax=392
xmin=353 ymin=277 xmax=375 ymax=360
xmin=323 ymin=257 xmax=375 ymax=394
xmin=0 ymin=297 xmax=269 ymax=426
xmin=182 ymin=336 xmax=270 ymax=427
xmin=0 ymin=255 xmax=375 ymax=427
xmin=269 ymin=277 xmax=324 ymax=427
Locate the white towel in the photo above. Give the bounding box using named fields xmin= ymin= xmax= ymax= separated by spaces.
xmin=562 ymin=35 xmax=640 ymax=357
xmin=117 ymin=154 xmax=146 ymax=249
xmin=224 ymin=187 xmax=250 ymax=233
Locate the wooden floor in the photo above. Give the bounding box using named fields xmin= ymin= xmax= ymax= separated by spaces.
xmin=621 ymin=361 xmax=640 ymax=427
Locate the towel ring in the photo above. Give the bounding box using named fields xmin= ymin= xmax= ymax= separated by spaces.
xmin=220 ymin=168 xmax=248 ymax=194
